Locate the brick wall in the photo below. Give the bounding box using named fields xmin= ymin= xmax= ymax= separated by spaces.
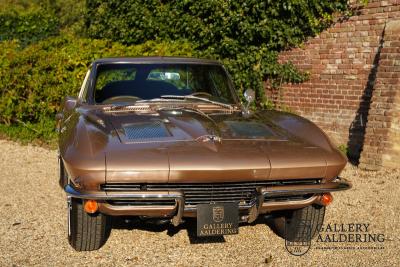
xmin=265 ymin=0 xmax=400 ymax=170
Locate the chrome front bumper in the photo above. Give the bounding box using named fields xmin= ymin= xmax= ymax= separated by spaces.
xmin=65 ymin=177 xmax=351 ymax=225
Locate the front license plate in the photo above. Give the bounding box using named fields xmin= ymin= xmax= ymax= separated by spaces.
xmin=197 ymin=202 xmax=239 ymax=236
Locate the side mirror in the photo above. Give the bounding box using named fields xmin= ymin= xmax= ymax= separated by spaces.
xmin=64 ymin=96 xmax=77 ymax=112
xmin=244 ymin=89 xmax=255 ymax=104
xmin=55 ymin=113 xmax=64 ymax=121
xmin=242 ymin=89 xmax=255 ymax=117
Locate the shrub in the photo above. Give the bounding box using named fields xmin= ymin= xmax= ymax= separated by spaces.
xmin=0 ymin=8 xmax=59 ymax=45
xmin=85 ymin=0 xmax=349 ymax=103
xmin=0 ymin=0 xmax=87 ymax=44
xmin=0 ymin=36 xmax=196 ymax=140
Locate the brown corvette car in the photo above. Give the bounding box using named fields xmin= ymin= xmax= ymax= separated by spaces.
xmin=57 ymin=57 xmax=351 ymax=251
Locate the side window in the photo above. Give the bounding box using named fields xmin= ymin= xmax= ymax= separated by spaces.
xmin=78 ymin=70 xmax=91 ymax=102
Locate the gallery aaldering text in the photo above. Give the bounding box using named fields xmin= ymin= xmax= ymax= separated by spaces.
xmin=316 ymin=223 xmax=385 ymax=243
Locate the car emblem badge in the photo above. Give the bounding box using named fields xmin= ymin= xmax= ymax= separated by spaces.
xmin=212 ymin=206 xmax=224 ymax=223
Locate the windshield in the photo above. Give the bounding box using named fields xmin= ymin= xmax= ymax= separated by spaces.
xmin=94 ymin=63 xmax=236 ymax=105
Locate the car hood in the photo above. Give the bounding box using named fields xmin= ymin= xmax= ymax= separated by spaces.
xmin=95 ymin=107 xmax=329 ymax=183
xmin=109 ymin=109 xmax=289 ymax=142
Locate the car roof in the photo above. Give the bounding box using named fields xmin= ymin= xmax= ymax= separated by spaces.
xmin=93 ymin=56 xmax=221 ymax=65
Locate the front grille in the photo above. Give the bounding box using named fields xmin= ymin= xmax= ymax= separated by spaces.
xmin=101 ymin=179 xmax=320 ymax=206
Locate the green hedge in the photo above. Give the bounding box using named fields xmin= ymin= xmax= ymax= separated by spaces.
xmin=0 ymin=36 xmax=196 ymax=140
xmin=85 ymin=0 xmax=349 ymax=101
xmin=0 ymin=0 xmax=350 ymax=143
xmin=0 ymin=9 xmax=59 ymax=45
xmin=86 ymin=0 xmax=347 ymax=50
xmin=0 ymin=0 xmax=86 ymax=41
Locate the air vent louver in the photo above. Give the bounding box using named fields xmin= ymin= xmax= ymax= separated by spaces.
xmin=225 ymin=121 xmax=275 ymax=138
xmin=123 ymin=121 xmax=169 ymax=140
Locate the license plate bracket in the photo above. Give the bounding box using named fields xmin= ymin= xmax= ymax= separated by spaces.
xmin=197 ymin=202 xmax=239 ymax=236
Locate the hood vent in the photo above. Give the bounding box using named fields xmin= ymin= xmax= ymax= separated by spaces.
xmin=123 ymin=121 xmax=170 ymax=140
xmin=225 ymin=121 xmax=275 ymax=138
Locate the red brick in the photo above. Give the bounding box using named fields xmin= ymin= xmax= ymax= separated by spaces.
xmin=265 ymin=1 xmax=400 ymax=170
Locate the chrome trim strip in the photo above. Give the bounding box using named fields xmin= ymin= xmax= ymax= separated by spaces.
xmin=65 ymin=184 xmax=182 ymax=200
xmin=261 ymin=195 xmax=319 ymax=212
xmin=262 ymin=177 xmax=351 ymax=197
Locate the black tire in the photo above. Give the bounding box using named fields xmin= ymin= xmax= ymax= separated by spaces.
xmin=267 ymin=205 xmax=325 ymax=242
xmin=68 ymin=198 xmax=111 ymax=251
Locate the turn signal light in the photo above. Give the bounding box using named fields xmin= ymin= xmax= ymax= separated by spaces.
xmin=84 ymin=200 xmax=98 ymax=214
xmin=320 ymin=193 xmax=333 ymax=206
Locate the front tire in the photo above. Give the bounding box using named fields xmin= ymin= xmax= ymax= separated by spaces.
xmin=267 ymin=205 xmax=325 ymax=241
xmin=68 ymin=198 xmax=111 ymax=251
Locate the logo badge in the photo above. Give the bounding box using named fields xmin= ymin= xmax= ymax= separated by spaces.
xmin=285 ymin=218 xmax=312 ymax=256
xmin=212 ymin=206 xmax=224 ymax=223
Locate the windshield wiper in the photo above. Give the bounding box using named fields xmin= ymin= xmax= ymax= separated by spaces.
xmin=158 ymin=95 xmax=234 ymax=110
xmin=103 ymin=102 xmax=149 ymax=111
xmin=106 ymin=103 xmax=135 ymax=110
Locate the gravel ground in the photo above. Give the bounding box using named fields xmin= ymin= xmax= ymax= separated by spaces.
xmin=0 ymin=139 xmax=399 ymax=266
